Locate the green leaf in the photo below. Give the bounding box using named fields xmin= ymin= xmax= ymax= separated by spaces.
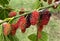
xmin=0 ymin=7 xmax=10 ymax=20
xmin=0 ymin=0 xmax=9 ymax=6
xmin=28 ymin=34 xmax=37 ymax=41
xmin=28 ymin=31 xmax=48 ymax=41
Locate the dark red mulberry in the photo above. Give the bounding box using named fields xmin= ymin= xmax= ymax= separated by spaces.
xmin=40 ymin=10 xmax=51 ymax=25
xmin=25 ymin=14 xmax=31 ymax=28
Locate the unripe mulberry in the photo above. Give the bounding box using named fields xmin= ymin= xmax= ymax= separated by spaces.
xmin=2 ymin=23 xmax=11 ymax=36
xmin=30 ymin=11 xmax=39 ymax=25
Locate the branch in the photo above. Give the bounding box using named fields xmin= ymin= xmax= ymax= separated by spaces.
xmin=0 ymin=18 xmax=14 ymax=24
xmin=0 ymin=1 xmax=60 ymax=24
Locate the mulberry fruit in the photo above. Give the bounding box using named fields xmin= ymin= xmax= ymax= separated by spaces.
xmin=2 ymin=23 xmax=11 ymax=36
xmin=18 ymin=16 xmax=26 ymax=33
xmin=10 ymin=24 xmax=18 ymax=35
xmin=40 ymin=10 xmax=51 ymax=25
xmin=8 ymin=11 xmax=17 ymax=17
xmin=30 ymin=11 xmax=39 ymax=25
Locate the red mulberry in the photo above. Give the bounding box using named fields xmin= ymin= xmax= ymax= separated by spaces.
xmin=18 ymin=16 xmax=26 ymax=33
xmin=10 ymin=24 xmax=18 ymax=35
xmin=11 ymin=24 xmax=18 ymax=30
xmin=8 ymin=11 xmax=17 ymax=17
xmin=30 ymin=10 xmax=39 ymax=25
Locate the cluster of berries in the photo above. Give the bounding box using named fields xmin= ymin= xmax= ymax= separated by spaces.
xmin=2 ymin=10 xmax=51 ymax=38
